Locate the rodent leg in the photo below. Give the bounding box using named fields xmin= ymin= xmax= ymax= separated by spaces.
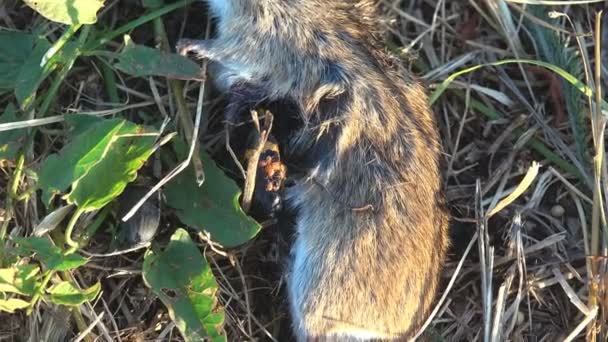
xmin=176 ymin=38 xmax=218 ymax=59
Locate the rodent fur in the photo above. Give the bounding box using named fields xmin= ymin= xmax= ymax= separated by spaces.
xmin=178 ymin=1 xmax=449 ymax=340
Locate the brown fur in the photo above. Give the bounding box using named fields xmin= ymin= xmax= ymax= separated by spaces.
xmin=178 ymin=1 xmax=449 ymax=340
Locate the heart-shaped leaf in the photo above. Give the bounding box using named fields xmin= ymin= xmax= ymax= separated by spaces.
xmin=115 ymin=36 xmax=202 ymax=80
xmin=65 ymin=123 xmax=156 ymax=211
xmin=23 ymin=0 xmax=105 ymax=25
xmin=143 ymin=228 xmax=225 ymax=342
xmin=38 ymin=118 xmax=157 ymax=211
xmin=0 ymin=31 xmax=54 ymax=109
xmin=0 ymin=31 xmax=36 ymax=90
xmin=65 ymin=113 xmax=105 ymax=134
xmin=47 ymin=281 xmax=101 ymax=305
xmin=14 ymin=37 xmax=58 ymax=109
xmin=12 ymin=237 xmax=87 ymax=271
xmin=0 ymin=264 xmax=40 ymax=296
xmin=0 ymin=298 xmax=30 ymax=313
xmin=38 ymin=118 xmax=126 ymax=205
xmin=164 ymin=142 xmax=261 ymax=247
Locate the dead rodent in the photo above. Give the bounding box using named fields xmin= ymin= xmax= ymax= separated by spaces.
xmin=178 ymin=1 xmax=449 ymax=341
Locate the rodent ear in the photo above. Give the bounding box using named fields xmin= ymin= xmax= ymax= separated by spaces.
xmin=305 ymin=63 xmax=348 ymax=113
xmin=307 ymin=82 xmax=345 ymax=111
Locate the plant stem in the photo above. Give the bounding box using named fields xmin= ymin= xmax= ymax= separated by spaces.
xmin=101 ymin=61 xmax=120 ymax=104
xmin=79 ymin=207 xmax=110 ymax=246
xmin=152 ymin=11 xmax=206 ymax=183
xmin=0 ymin=154 xmax=25 ymax=241
xmin=38 ymin=26 xmax=91 ymax=118
xmin=60 ymin=271 xmax=96 ymax=342
xmin=27 ymin=270 xmax=54 ymax=315
xmin=85 ymin=0 xmax=195 ymax=52
xmin=68 ymin=305 xmax=96 ymax=342
xmin=65 ymin=208 xmax=85 ymax=250
xmin=0 ymin=152 xmax=26 ymax=266
xmin=586 ymin=11 xmax=604 ymax=342
xmin=40 ymin=24 xmax=82 ymax=68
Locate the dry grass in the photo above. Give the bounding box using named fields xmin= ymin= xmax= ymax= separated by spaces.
xmin=0 ymin=0 xmax=607 ymax=341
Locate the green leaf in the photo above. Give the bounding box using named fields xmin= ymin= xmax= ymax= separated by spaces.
xmin=64 ymin=122 xmax=156 ymax=211
xmin=38 ymin=117 xmax=156 ymax=211
xmin=65 ymin=114 xmax=105 ymax=134
xmin=14 ymin=37 xmax=55 ymax=109
xmin=38 ymin=118 xmax=126 ymax=205
xmin=0 ymin=31 xmax=57 ymax=109
xmin=115 ymin=36 xmax=202 ymax=80
xmin=47 ymin=281 xmax=101 ymax=305
xmin=0 ymin=298 xmax=30 ymax=313
xmin=143 ymin=229 xmax=226 ymax=342
xmin=0 ymin=265 xmax=40 ymax=296
xmin=0 ymin=31 xmax=36 ymax=90
xmin=12 ymin=237 xmax=87 ymax=271
xmin=23 ymin=0 xmax=105 ymax=25
xmin=0 ymin=103 xmax=26 ymax=161
xmin=164 ymin=142 xmax=261 ymax=247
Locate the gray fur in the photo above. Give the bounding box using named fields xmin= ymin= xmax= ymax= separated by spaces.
xmin=179 ymin=1 xmax=449 ymax=340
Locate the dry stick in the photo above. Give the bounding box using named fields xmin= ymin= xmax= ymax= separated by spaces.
xmin=505 ymin=218 xmax=525 ymax=337
xmin=549 ymin=167 xmax=593 ymax=205
xmin=491 ymin=217 xmax=520 ymax=341
xmin=232 ymin=255 xmax=253 ymax=338
xmin=100 ymin=299 xmax=122 ymax=342
xmin=0 ymin=101 xmax=155 ymax=132
xmin=225 ymin=129 xmax=247 ymax=180
xmin=151 ymin=11 xmax=210 ymax=185
xmin=594 ymin=10 xmax=605 ymax=250
xmin=588 ymin=11 xmax=605 ymax=342
xmin=241 ymin=110 xmax=274 ymax=213
xmin=58 ymin=271 xmax=96 ymax=342
xmin=80 ymin=242 xmax=151 ymax=257
xmin=172 ymin=80 xmax=205 ymax=184
xmin=198 ymin=232 xmax=228 ymax=257
xmin=475 ymin=179 xmax=493 ymax=342
xmin=73 ymin=312 xmax=105 ymax=342
xmin=122 ymin=80 xmax=205 ymax=222
xmin=565 ymin=307 xmax=600 ymax=342
xmin=208 ymin=256 xmax=278 ymax=342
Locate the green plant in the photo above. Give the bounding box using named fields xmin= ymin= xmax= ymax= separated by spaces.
xmin=0 ymin=0 xmax=260 ymax=340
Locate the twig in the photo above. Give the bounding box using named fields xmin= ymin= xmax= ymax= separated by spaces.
xmin=232 ymin=255 xmax=253 ymax=338
xmin=225 ymin=129 xmax=247 ymax=180
xmin=198 ymin=232 xmax=228 ymax=257
xmin=80 ymin=242 xmax=151 ymax=257
xmin=565 ymin=306 xmax=599 ymax=342
xmin=241 ymin=110 xmax=274 ymax=213
xmin=161 ymin=17 xmax=211 ymax=186
xmin=0 ymin=101 xmax=156 ymax=132
xmin=121 ymin=83 xmax=204 ymax=222
xmin=73 ymin=311 xmax=105 ymax=342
